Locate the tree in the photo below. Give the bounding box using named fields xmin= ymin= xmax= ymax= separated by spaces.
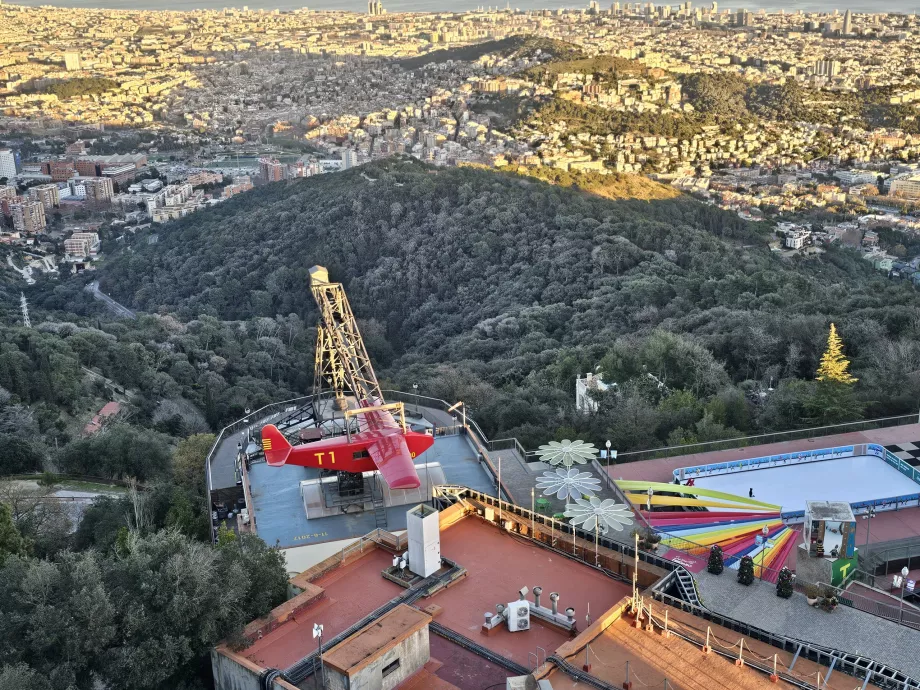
xmin=737 ymin=555 xmax=755 ymax=585
xmin=809 ymin=323 xmax=862 ymax=424
xmin=0 ymin=663 xmax=54 ymax=690
xmin=172 ymin=433 xmax=215 ymax=497
xmin=0 ymin=529 xmax=289 ymax=690
xmin=0 ymin=503 xmax=30 ymax=564
xmin=816 ymin=323 xmax=857 ymax=385
xmin=707 ymin=544 xmax=724 ymax=574
xmin=776 ymin=567 xmax=793 ymax=598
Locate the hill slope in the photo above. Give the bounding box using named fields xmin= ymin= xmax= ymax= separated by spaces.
xmin=94 ymin=158 xmax=920 ymax=445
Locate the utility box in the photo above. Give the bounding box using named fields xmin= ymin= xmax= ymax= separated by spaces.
xmin=407 ymin=504 xmax=440 ymax=578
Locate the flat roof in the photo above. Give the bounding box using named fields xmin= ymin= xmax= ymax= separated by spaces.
xmin=246 ymin=434 xmax=496 ymax=548
xmin=243 ymin=548 xmax=405 ymax=670
xmin=241 ymin=510 xmax=631 ymax=674
xmin=323 ymin=604 xmax=430 ymax=676
xmin=430 ymin=516 xmax=632 ymax=667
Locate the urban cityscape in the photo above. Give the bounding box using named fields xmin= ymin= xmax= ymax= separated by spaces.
xmin=2 ymin=1 xmax=920 ymax=690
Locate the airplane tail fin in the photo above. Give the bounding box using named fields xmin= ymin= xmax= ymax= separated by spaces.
xmin=260 ymin=424 xmax=292 ymax=466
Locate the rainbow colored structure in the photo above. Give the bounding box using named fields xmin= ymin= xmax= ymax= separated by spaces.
xmin=615 ymin=480 xmax=799 ymax=582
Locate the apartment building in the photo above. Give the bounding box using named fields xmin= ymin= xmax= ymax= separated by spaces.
xmin=64 ymin=232 xmax=101 ymax=259
xmin=82 ymin=177 xmax=115 ymax=204
xmin=9 ymin=200 xmax=47 ymax=234
xmin=28 ymin=183 xmax=60 ymax=210
xmin=0 ymin=149 xmax=17 ymax=181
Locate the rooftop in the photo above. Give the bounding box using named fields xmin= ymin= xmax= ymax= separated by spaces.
xmin=323 ymin=604 xmax=430 ymax=676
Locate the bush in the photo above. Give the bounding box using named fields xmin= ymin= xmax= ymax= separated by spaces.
xmin=737 ymin=555 xmax=755 ymax=585
xmin=56 ymin=424 xmax=171 ymax=481
xmin=776 ymin=567 xmax=794 ymax=598
xmin=707 ymin=545 xmax=724 ymax=575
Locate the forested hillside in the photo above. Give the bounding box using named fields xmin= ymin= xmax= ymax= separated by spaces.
xmin=93 ymin=158 xmax=920 ymax=449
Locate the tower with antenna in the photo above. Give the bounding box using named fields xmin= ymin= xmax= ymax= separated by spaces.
xmin=20 ymin=292 xmax=30 ymax=328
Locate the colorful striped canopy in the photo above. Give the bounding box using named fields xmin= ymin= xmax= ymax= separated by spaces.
xmin=615 ymin=479 xmax=798 ymax=582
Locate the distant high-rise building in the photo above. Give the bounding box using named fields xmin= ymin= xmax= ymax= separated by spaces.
xmin=0 ymin=149 xmax=16 ymax=182
xmin=341 ymin=150 xmax=358 ymax=170
xmin=82 ymin=177 xmax=115 ymax=204
xmin=813 ymin=58 xmax=841 ymax=77
xmin=367 ymin=0 xmax=383 ymax=14
xmin=10 ymin=200 xmax=46 ymax=235
xmin=28 ymin=184 xmax=60 ymax=210
xmin=843 ymin=8 xmax=853 ymax=34
xmin=711 ymin=1 xmax=717 ymax=11
xmin=64 ymin=51 xmax=82 ymax=71
xmin=259 ymin=157 xmax=285 ymax=182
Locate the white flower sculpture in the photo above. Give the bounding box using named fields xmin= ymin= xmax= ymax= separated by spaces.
xmin=564 ymin=497 xmax=634 ymax=535
xmin=536 ymin=439 xmax=598 ymax=468
xmin=536 ymin=468 xmax=602 ymax=500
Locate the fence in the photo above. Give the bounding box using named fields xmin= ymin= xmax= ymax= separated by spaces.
xmin=607 ymin=414 xmax=920 ymax=466
xmin=205 ymin=394 xmax=316 ymax=542
xmin=797 ymin=578 xmax=920 ymax=632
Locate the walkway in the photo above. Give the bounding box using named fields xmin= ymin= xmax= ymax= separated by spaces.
xmin=694 ymin=569 xmax=920 ymax=679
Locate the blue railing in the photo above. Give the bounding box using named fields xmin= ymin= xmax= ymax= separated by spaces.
xmin=674 ymin=445 xmax=855 ymax=480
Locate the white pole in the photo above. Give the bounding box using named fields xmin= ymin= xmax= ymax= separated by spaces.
xmin=498 ymin=455 xmax=502 ymax=526
xmin=531 ymin=488 xmax=535 ymax=537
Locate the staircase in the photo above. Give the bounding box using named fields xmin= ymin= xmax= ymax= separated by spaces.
xmin=372 ymin=476 xmax=388 ymax=529
xmin=674 ymin=567 xmax=701 ymax=607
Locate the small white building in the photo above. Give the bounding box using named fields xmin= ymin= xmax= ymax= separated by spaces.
xmin=576 ymin=372 xmax=609 ymax=413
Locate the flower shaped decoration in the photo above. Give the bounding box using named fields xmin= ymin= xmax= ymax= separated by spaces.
xmin=536 ymin=468 xmax=602 ymax=500
xmin=536 ymin=439 xmax=598 ymax=468
xmin=564 ymin=497 xmax=634 ymax=534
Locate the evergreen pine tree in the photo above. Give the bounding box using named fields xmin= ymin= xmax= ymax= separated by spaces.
xmin=737 ymin=555 xmax=755 ymax=585
xmin=808 ymin=323 xmax=862 ymax=424
xmin=816 ymin=323 xmax=857 ymax=384
xmin=707 ymin=545 xmax=724 ymax=574
xmin=776 ymin=567 xmax=794 ymax=598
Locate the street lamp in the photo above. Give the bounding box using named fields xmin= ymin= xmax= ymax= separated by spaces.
xmin=760 ymin=525 xmax=770 ymax=581
xmin=646 ymin=487 xmax=654 ymax=512
xmin=604 ymin=440 xmax=613 ymax=489
xmin=901 ymin=565 xmax=910 ymax=623
xmin=862 ymin=506 xmax=877 ymax=574
xmin=412 ymin=383 xmax=419 ymax=415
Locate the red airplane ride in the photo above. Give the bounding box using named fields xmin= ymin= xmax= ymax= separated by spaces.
xmin=260 ymin=399 xmax=434 ymax=490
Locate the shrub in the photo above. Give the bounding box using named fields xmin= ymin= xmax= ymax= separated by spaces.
xmin=737 ymin=555 xmax=755 ymax=585
xmin=776 ymin=567 xmax=794 ymax=598
xmin=707 ymin=545 xmax=724 ymax=575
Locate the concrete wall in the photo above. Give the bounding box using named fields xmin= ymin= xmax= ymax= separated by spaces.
xmin=211 ymin=646 xmax=264 ymax=690
xmin=326 ymin=627 xmax=430 ymax=690
xmin=212 ymin=646 xmax=300 ymax=690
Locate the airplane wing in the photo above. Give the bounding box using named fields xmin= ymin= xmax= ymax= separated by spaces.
xmin=365 ymin=432 xmax=421 ymax=490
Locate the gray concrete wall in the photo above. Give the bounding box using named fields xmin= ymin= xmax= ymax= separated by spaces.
xmin=211 ymin=648 xmax=263 ymax=690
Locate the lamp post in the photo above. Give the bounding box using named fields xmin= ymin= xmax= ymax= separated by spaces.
xmin=412 ymin=383 xmax=419 ymax=415
xmin=604 ymin=440 xmax=614 ymax=490
xmin=760 ymin=525 xmax=770 ymax=581
xmin=647 ymin=487 xmax=654 ymax=512
xmin=901 ymin=566 xmax=910 ymax=623
xmin=863 ymin=506 xmax=876 ymax=574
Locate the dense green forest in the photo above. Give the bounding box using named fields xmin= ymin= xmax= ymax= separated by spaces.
xmin=0 ymin=300 xmax=295 ymax=687
xmin=91 ymin=157 xmax=920 ymax=451
xmin=397 ymin=35 xmax=584 ymax=70
xmin=680 ymin=73 xmax=920 ymax=132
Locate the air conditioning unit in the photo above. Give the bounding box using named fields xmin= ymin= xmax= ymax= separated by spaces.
xmin=506 ymin=599 xmax=530 ymax=632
